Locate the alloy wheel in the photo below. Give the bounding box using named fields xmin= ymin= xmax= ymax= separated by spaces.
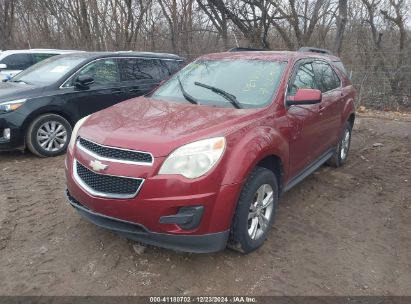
xmin=340 ymin=129 xmax=350 ymax=160
xmin=36 ymin=121 xmax=68 ymax=152
xmin=247 ymin=184 xmax=274 ymax=240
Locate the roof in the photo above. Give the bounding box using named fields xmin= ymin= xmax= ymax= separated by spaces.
xmin=0 ymin=50 xmax=182 ymax=61
xmin=63 ymin=51 xmax=183 ymax=61
xmin=0 ymin=49 xmax=83 ymax=56
xmin=200 ymin=50 xmax=340 ymax=62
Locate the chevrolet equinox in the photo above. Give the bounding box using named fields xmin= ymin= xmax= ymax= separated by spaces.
xmin=65 ymin=48 xmax=356 ymax=253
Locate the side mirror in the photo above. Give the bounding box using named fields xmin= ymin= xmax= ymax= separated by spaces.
xmin=286 ymin=88 xmax=322 ymax=106
xmin=75 ymin=75 xmax=94 ymax=89
xmin=0 ymin=64 xmax=7 ymax=70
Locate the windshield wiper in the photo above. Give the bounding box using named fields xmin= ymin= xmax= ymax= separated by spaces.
xmin=194 ymin=82 xmax=242 ymax=109
xmin=11 ymin=79 xmax=29 ymax=84
xmin=177 ymin=76 xmax=198 ymax=105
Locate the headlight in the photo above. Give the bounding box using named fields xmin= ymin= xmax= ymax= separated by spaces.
xmin=0 ymin=99 xmax=27 ymax=114
xmin=68 ymin=115 xmax=90 ymax=150
xmin=159 ymin=137 xmax=226 ymax=179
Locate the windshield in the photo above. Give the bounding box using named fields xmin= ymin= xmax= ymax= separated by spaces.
xmin=152 ymin=59 xmax=286 ymax=108
xmin=11 ymin=54 xmax=86 ymax=85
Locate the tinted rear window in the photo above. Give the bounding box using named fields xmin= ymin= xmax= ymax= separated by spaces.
xmin=333 ymin=61 xmax=349 ymax=78
xmin=119 ymin=58 xmax=170 ymax=81
xmin=162 ymin=60 xmax=184 ymax=74
xmin=0 ymin=54 xmax=33 ymax=70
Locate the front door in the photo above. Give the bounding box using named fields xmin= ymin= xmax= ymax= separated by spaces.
xmin=60 ymin=58 xmax=127 ymax=119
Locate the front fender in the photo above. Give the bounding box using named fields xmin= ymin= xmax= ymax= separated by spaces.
xmin=21 ymin=97 xmax=76 ymax=130
xmin=222 ymin=125 xmax=288 ymax=185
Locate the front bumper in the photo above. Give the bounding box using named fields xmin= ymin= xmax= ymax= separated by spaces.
xmin=66 ymin=190 xmax=229 ymax=253
xmin=0 ymin=113 xmax=25 ymax=151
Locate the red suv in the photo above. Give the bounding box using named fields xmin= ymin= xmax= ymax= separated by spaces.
xmin=65 ymin=48 xmax=356 ymax=253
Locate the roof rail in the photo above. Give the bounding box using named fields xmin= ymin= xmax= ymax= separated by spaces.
xmin=228 ymin=47 xmax=267 ymax=52
xmin=298 ymin=47 xmax=332 ymax=55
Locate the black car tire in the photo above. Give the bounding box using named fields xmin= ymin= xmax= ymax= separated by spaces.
xmin=26 ymin=113 xmax=72 ymax=157
xmin=327 ymin=121 xmax=352 ymax=167
xmin=228 ymin=167 xmax=278 ymax=254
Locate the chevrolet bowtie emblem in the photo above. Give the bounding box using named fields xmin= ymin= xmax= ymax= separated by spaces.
xmin=89 ymin=159 xmax=108 ymax=172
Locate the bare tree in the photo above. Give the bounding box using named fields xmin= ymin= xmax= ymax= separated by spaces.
xmin=0 ymin=0 xmax=16 ymax=49
xmin=0 ymin=0 xmax=409 ymax=109
xmin=334 ymin=0 xmax=348 ymax=55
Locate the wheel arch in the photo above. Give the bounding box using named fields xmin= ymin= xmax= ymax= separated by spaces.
xmin=348 ymin=112 xmax=355 ymax=127
xmin=23 ymin=108 xmax=75 ymax=131
xmin=255 ymin=155 xmax=284 ymax=195
xmin=22 ymin=108 xmax=75 ymax=149
xmin=221 ymin=125 xmax=289 ymax=187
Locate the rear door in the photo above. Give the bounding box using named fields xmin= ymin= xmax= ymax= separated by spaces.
xmin=313 ymin=60 xmax=343 ymax=150
xmin=118 ymin=58 xmax=171 ymax=99
xmin=286 ymin=60 xmax=324 ymax=177
xmin=59 ymin=58 xmax=127 ymax=119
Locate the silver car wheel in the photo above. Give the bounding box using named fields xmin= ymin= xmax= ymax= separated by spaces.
xmin=247 ymin=184 xmax=274 ymax=240
xmin=340 ymin=129 xmax=350 ymax=160
xmin=37 ymin=121 xmax=68 ymax=152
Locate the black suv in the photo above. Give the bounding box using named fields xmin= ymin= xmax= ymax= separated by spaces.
xmin=0 ymin=51 xmax=183 ymax=157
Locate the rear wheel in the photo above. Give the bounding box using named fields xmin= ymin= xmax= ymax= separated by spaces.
xmin=327 ymin=121 xmax=352 ymax=167
xmin=26 ymin=114 xmax=72 ymax=157
xmin=229 ymin=167 xmax=278 ymax=253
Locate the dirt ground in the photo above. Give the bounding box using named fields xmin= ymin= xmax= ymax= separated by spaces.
xmin=0 ymin=113 xmax=410 ymax=296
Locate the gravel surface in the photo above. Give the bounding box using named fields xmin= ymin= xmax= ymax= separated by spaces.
xmin=0 ymin=115 xmax=410 ymax=296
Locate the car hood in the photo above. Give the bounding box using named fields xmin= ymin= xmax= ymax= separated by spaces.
xmin=0 ymin=81 xmax=44 ymax=101
xmin=79 ymin=96 xmax=259 ymax=157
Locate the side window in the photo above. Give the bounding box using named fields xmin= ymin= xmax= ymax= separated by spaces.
xmin=0 ymin=54 xmax=33 ymax=70
xmin=119 ymin=58 xmax=169 ymax=81
xmin=33 ymin=53 xmax=57 ymax=64
xmin=333 ymin=61 xmax=349 ymax=79
xmin=313 ymin=61 xmax=341 ymax=92
xmin=289 ymin=62 xmax=318 ymax=95
xmin=78 ymin=59 xmax=119 ymax=85
xmin=162 ymin=60 xmax=183 ymax=75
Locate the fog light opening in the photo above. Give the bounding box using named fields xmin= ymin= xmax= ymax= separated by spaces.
xmin=159 ymin=206 xmax=204 ymax=230
xmin=3 ymin=128 xmax=10 ymax=140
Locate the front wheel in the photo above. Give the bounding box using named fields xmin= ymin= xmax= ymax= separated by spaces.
xmin=229 ymin=167 xmax=278 ymax=253
xmin=26 ymin=114 xmax=72 ymax=157
xmin=327 ymin=121 xmax=352 ymax=167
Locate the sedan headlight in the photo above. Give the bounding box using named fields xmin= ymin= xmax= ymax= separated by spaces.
xmin=68 ymin=115 xmax=90 ymax=150
xmin=0 ymin=99 xmax=27 ymax=114
xmin=159 ymin=137 xmax=226 ymax=179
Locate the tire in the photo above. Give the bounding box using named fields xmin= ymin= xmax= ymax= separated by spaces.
xmin=26 ymin=114 xmax=72 ymax=157
xmin=327 ymin=121 xmax=352 ymax=167
xmin=228 ymin=167 xmax=278 ymax=254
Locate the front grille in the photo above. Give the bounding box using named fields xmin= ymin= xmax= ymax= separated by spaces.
xmin=75 ymin=161 xmax=143 ymax=198
xmin=78 ymin=137 xmax=153 ymax=164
